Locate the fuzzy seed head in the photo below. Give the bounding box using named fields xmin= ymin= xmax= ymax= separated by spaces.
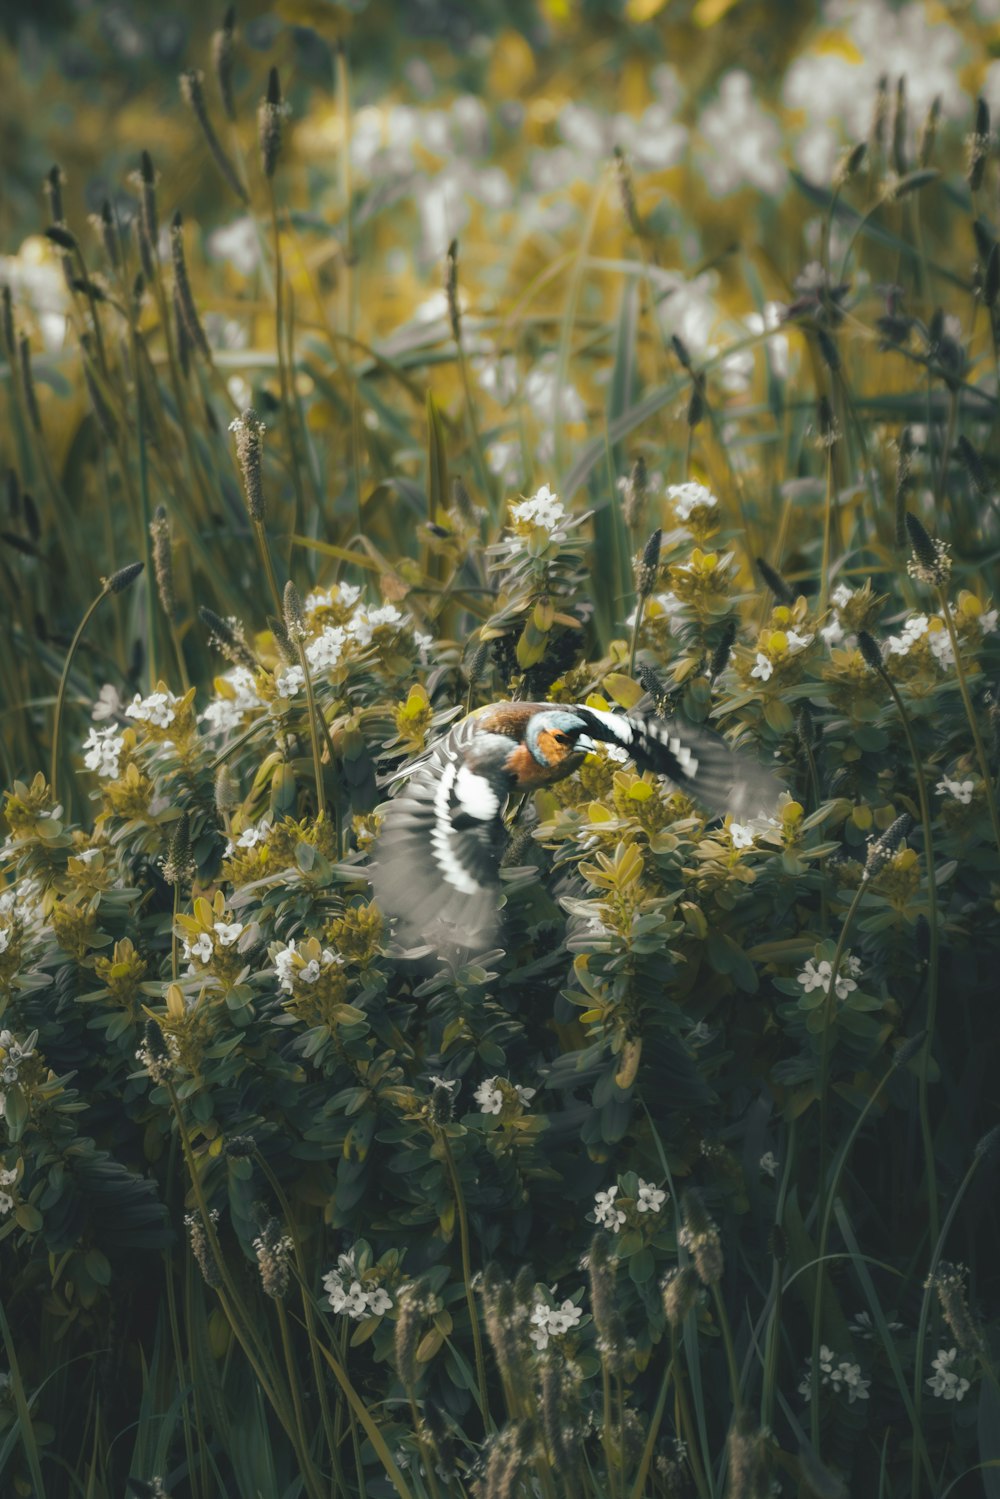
xmin=212 ymin=6 xmax=237 ymax=121
xmin=444 ymin=238 xmax=460 ymax=339
xmin=258 ymin=68 xmax=284 ymax=179
xmin=230 ymin=408 xmax=267 ymax=521
xmin=634 ymin=528 xmax=662 ymax=600
xmin=150 ymin=505 xmax=177 ymax=623
xmin=105 ymin=561 xmax=145 ymax=595
xmin=282 ymin=580 xmax=307 ymax=642
xmin=863 ymin=812 xmax=913 ymax=881
xmin=662 ymin=1265 xmax=700 ymax=1327
xmin=621 ymin=454 xmax=648 ymax=529
xmin=904 ymin=513 xmax=952 ymax=585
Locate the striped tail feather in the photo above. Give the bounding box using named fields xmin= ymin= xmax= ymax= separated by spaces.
xmin=625 ymin=713 xmax=785 ymax=820
xmin=577 ymin=706 xmax=784 ymax=822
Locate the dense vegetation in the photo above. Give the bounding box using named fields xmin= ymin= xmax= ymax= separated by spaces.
xmin=1 ymin=3 xmax=999 ymax=1496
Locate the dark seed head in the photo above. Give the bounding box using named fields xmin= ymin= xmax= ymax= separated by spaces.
xmin=105 ymin=560 xmax=145 ymax=595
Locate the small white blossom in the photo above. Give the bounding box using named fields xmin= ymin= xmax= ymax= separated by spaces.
xmin=298 ymin=959 xmax=322 ymax=984
xmin=885 ymin=614 xmax=930 ymax=657
xmin=594 ymin=1185 xmax=626 ymax=1232
xmin=0 ymin=1166 xmax=19 ymax=1187
xmin=183 ymin=932 xmax=214 ymax=965
xmin=274 ymin=941 xmax=299 ymax=993
xmin=474 ymin=1078 xmax=503 ymax=1114
xmin=927 ymin=1347 xmax=971 ymax=1402
xmin=937 ymin=775 xmax=975 ymax=805
xmin=235 ymin=818 xmax=271 ymax=850
xmin=0 ymin=1191 xmax=13 ymax=1216
xmin=275 ymin=665 xmax=304 ymax=698
xmin=429 ymin=1074 xmax=459 ymax=1094
xmin=92 ymin=683 xmax=123 ymax=721
xmin=785 ymin=628 xmax=813 ymax=652
xmin=349 ymin=604 xmax=404 ymax=648
xmin=798 ymin=1344 xmax=837 ymax=1400
xmin=323 ymin=1254 xmax=393 ymax=1321
xmin=751 ymin=653 xmax=773 ymax=681
xmin=797 ymin=955 xmax=859 ymax=1001
xmin=729 ymin=822 xmax=755 ymax=849
xmin=979 ymin=608 xmax=998 ymax=633
xmin=636 ymin=1179 xmax=667 ymax=1214
xmin=509 ymin=483 xmax=567 ymax=532
xmin=213 ymin=921 xmax=243 ymax=948
xmin=927 ymin=628 xmax=955 ymax=668
xmin=820 ymin=618 xmax=845 ymax=647
xmin=82 ymin=725 xmax=125 ymax=778
xmin=667 ymin=481 xmax=718 ymax=522
xmin=413 ymin=630 xmax=434 ymax=665
xmin=306 ymin=625 xmax=348 ymax=673
xmin=831 ymin=1361 xmax=871 ymax=1403
xmin=759 ymin=1151 xmax=779 ymax=1178
xmin=530 ymin=1295 xmax=583 ymax=1350
xmin=125 ymin=690 xmax=178 ymax=728
xmin=831 ymin=583 xmax=853 ymax=609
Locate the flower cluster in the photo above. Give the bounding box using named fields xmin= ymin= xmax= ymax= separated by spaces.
xmin=926 ymin=1347 xmax=971 ymax=1402
xmin=529 ymin=1293 xmax=583 ymax=1351
xmin=81 ymin=725 xmax=126 ymax=778
xmin=667 ymin=481 xmax=718 ymax=526
xmin=125 ymin=690 xmax=178 ymax=729
xmin=0 ymin=1028 xmax=36 ymax=1087
xmin=0 ymin=1163 xmax=18 ymax=1216
xmin=936 ymin=775 xmax=975 ymax=806
xmin=323 ymin=1252 xmax=393 ymax=1320
xmin=509 ymin=483 xmax=567 ymax=534
xmin=273 ymin=939 xmax=344 ymax=994
xmin=798 ymin=1346 xmax=871 ymax=1403
xmin=797 ymin=952 xmax=861 ymax=1001
xmin=474 ymin=1077 xmax=537 ymax=1115
xmin=593 ymin=1177 xmax=667 ymax=1232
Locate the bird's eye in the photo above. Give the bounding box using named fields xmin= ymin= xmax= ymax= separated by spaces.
xmin=552 ymin=730 xmax=572 ymax=745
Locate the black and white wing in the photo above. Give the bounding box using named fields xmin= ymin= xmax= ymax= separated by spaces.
xmin=575 ymin=705 xmax=784 ymax=821
xmin=370 ymin=718 xmax=514 ymax=954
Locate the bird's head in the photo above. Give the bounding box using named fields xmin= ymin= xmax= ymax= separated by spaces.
xmin=525 ymin=709 xmax=597 ymax=768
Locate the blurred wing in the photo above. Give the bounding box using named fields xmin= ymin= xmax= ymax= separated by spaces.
xmin=370 ymin=718 xmax=511 ymax=953
xmin=576 ymin=705 xmax=784 ymax=821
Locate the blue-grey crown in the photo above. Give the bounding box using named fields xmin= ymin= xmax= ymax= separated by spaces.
xmin=525 ymin=709 xmax=586 ymax=764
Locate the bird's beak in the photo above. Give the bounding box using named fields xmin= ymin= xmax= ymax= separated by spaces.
xmin=574 ymin=733 xmax=597 ymax=755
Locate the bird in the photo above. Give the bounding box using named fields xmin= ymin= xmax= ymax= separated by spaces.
xmin=370 ymin=701 xmax=783 ymax=956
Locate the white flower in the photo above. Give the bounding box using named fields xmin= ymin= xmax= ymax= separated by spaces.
xmin=798 ymin=1344 xmax=838 ymax=1401
xmin=0 ymin=930 xmax=9 ymax=955
xmin=236 ymin=818 xmax=271 ymax=849
xmin=530 ymin=1295 xmax=583 ymax=1350
xmin=322 ymin=1259 xmax=392 ymax=1321
xmin=0 ymin=1191 xmax=13 ymax=1215
xmin=275 ymin=665 xmax=304 ymax=698
xmin=125 ymin=690 xmax=177 ymax=728
xmin=82 ymin=725 xmax=125 ymax=778
xmin=729 ymin=822 xmax=755 ymax=849
xmin=474 ymin=1078 xmax=504 ymax=1115
xmin=820 ymin=618 xmax=845 ymax=647
xmin=697 ymin=71 xmax=786 ymax=197
xmin=594 ymin=1185 xmax=626 ymax=1232
xmin=429 ymin=1075 xmax=459 ymax=1097
xmin=759 ymin=1151 xmax=779 ymax=1178
xmin=0 ymin=1166 xmax=16 ymax=1186
xmin=927 ymin=1346 xmax=971 ymax=1401
xmin=184 ymin=932 xmax=214 ymax=965
xmin=785 ymin=629 xmax=813 ymax=652
xmin=200 ymin=667 xmax=262 ymax=736
xmin=298 ymin=959 xmax=322 ymax=984
xmin=667 ymin=481 xmax=718 ymax=522
xmin=797 ymin=956 xmax=859 ymax=1001
xmin=213 ymin=921 xmax=243 ymax=948
xmin=937 ymin=775 xmax=975 ymax=805
xmin=928 ymin=629 xmax=955 ymax=668
xmin=751 ymin=653 xmax=773 ymax=682
xmin=349 ymin=604 xmax=404 ymax=648
xmin=636 ymin=1179 xmax=667 ymax=1214
xmin=886 ymin=614 xmax=930 ymax=657
xmin=306 ymin=626 xmax=348 ymax=673
xmin=367 ymin=1286 xmax=393 ymax=1317
xmin=979 ymin=607 xmax=998 ymax=633
xmin=832 ymin=1361 xmax=871 ymax=1402
xmin=413 ymin=630 xmax=434 ymax=666
xmin=509 ymin=484 xmax=567 ymax=532
xmin=274 ymin=941 xmax=298 ymax=993
xmin=831 ymin=583 xmax=853 ymax=609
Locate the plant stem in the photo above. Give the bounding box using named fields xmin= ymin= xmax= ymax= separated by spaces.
xmin=440 ymin=1131 xmax=492 ymax=1430
xmin=810 ymin=877 xmax=867 ymax=1450
xmin=50 ymin=585 xmax=109 ymax=800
